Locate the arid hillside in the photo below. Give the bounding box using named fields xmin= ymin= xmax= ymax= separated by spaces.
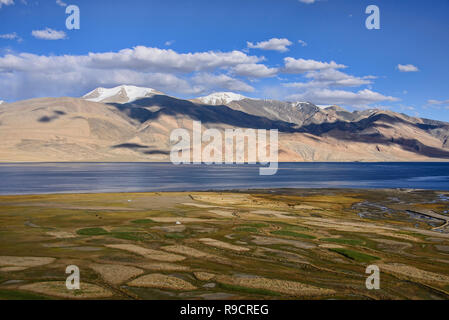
xmin=1 ymin=93 xmax=449 ymax=162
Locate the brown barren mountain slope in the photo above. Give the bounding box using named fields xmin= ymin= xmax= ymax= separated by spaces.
xmin=0 ymin=96 xmax=449 ymax=162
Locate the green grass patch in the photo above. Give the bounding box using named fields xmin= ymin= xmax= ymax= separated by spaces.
xmin=110 ymin=232 xmax=151 ymax=241
xmin=240 ymin=223 xmax=269 ymax=228
xmin=0 ymin=289 xmax=51 ymax=300
xmin=275 ymin=222 xmax=309 ymax=232
xmin=330 ymin=248 xmax=379 ymax=262
xmin=271 ymin=230 xmax=316 ymax=239
xmin=234 ymin=227 xmax=258 ymax=233
xmin=219 ymin=283 xmax=280 ymax=297
xmin=321 ymin=238 xmax=364 ymax=246
xmin=164 ymin=233 xmax=187 ymax=239
xmin=131 ymin=219 xmax=155 ymax=224
xmin=76 ymin=227 xmax=108 ymax=236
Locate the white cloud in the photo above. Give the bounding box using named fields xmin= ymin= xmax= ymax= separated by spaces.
xmin=427 ymin=99 xmax=449 ymax=105
xmin=397 ymin=64 xmax=419 ymax=72
xmin=247 ymin=38 xmax=293 ymax=52
xmin=285 ymin=69 xmax=373 ymax=89
xmin=232 ymin=64 xmax=278 ymax=78
xmin=56 ymin=0 xmax=67 ymax=7
xmin=299 ymin=0 xmax=316 ymax=3
xmin=31 ymin=28 xmax=67 ymax=40
xmin=0 ymin=0 xmax=14 ymax=8
xmin=0 ymin=32 xmax=22 ymax=42
xmin=164 ymin=40 xmax=175 ymax=46
xmin=0 ymin=46 xmax=261 ymax=100
xmin=287 ymin=88 xmax=398 ymax=107
xmin=192 ymin=73 xmax=254 ymax=93
xmin=87 ymin=46 xmax=262 ymax=73
xmin=298 ymin=40 xmax=307 ymax=47
xmin=283 ymin=57 xmax=346 ymax=73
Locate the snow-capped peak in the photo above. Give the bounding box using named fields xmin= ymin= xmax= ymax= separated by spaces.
xmin=197 ymin=92 xmax=249 ymax=105
xmin=82 ymin=85 xmax=163 ymax=103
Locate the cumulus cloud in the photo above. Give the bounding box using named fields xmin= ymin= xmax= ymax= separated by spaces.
xmin=0 ymin=46 xmax=261 ymax=100
xmin=56 ymin=0 xmax=67 ymax=6
xmin=31 ymin=28 xmax=67 ymax=40
xmin=0 ymin=32 xmax=22 ymax=42
xmin=164 ymin=40 xmax=175 ymax=46
xmin=427 ymin=99 xmax=449 ymax=105
xmin=298 ymin=40 xmax=307 ymax=47
xmin=232 ymin=64 xmax=278 ymax=78
xmin=288 ymin=88 xmax=398 ymax=106
xmin=397 ymin=64 xmax=419 ymax=72
xmin=87 ymin=46 xmax=261 ymax=73
xmin=0 ymin=0 xmax=14 ymax=8
xmin=192 ymin=73 xmax=254 ymax=93
xmin=299 ymin=0 xmax=316 ymax=3
xmin=247 ymin=38 xmax=293 ymax=52
xmin=285 ymin=69 xmax=374 ymax=89
xmin=283 ymin=57 xmax=346 ymax=73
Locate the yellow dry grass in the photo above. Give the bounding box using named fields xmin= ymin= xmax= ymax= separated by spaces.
xmin=105 ymin=244 xmax=185 ymax=262
xmin=20 ymin=281 xmax=114 ymax=299
xmin=194 ymin=272 xmax=216 ymax=281
xmin=136 ymin=262 xmax=189 ymax=272
xmin=379 ymin=264 xmax=449 ymax=284
xmin=46 ymin=231 xmax=77 ymax=239
xmin=199 ymin=238 xmax=249 ymax=252
xmin=0 ymin=256 xmax=55 ymax=267
xmin=0 ymin=266 xmax=28 ymax=272
xmin=128 ymin=274 xmax=197 ymax=291
xmin=216 ymin=275 xmax=335 ymax=297
xmin=162 ymin=245 xmax=210 ymax=258
xmin=90 ymin=263 xmax=144 ymax=284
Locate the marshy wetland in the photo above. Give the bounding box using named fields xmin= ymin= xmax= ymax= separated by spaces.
xmin=1 ymin=188 xmax=449 ymax=300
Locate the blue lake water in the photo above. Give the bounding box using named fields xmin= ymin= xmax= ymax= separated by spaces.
xmin=0 ymin=162 xmax=449 ymax=195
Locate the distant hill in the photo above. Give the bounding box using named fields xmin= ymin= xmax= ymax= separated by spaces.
xmin=0 ymin=86 xmax=448 ymax=162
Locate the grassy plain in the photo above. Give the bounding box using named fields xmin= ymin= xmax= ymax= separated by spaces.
xmin=0 ymin=189 xmax=449 ymax=300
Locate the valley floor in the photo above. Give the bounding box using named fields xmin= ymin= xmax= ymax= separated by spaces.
xmin=1 ymin=189 xmax=449 ymax=300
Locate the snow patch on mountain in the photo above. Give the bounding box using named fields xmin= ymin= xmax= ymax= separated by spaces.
xmin=197 ymin=92 xmax=250 ymax=105
xmin=82 ymin=85 xmax=162 ymax=103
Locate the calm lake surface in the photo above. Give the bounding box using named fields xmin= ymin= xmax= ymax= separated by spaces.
xmin=0 ymin=162 xmax=449 ymax=195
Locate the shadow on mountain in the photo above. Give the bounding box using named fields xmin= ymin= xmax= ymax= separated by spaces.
xmin=298 ymin=113 xmax=445 ymax=136
xmin=109 ymin=95 xmax=299 ymax=132
xmin=111 ymin=143 xmax=169 ymax=155
xmin=143 ymin=150 xmax=170 ymax=155
xmin=108 ymin=95 xmax=449 ymax=159
xmin=299 ymin=113 xmax=449 ymax=158
xmin=38 ymin=110 xmax=66 ymax=123
xmin=38 ymin=115 xmax=58 ymax=123
xmin=112 ymin=143 xmax=149 ymax=149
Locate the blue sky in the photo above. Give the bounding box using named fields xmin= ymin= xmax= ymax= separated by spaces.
xmin=0 ymin=0 xmax=448 ymax=120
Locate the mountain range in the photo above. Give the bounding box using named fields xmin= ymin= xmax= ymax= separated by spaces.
xmin=0 ymin=85 xmax=448 ymax=162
